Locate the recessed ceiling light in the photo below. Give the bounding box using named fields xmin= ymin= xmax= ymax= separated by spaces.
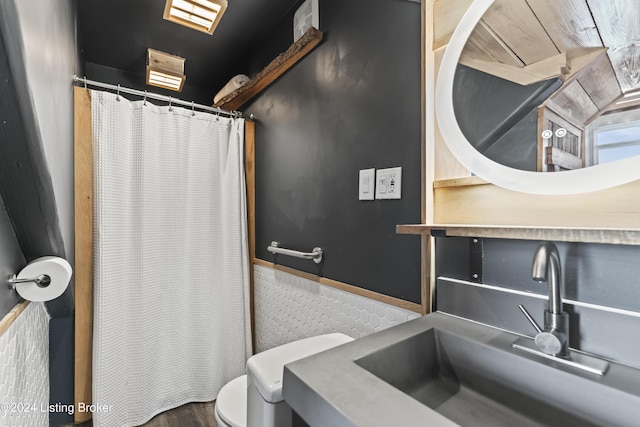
xmin=163 ymin=0 xmax=228 ymax=35
xmin=146 ymin=48 xmax=186 ymax=92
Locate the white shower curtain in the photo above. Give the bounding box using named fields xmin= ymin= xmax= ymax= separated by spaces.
xmin=91 ymin=90 xmax=252 ymax=426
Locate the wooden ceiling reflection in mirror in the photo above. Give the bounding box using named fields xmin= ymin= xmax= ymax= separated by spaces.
xmin=456 ymin=0 xmax=640 ymax=173
xmin=435 ymin=0 xmax=640 ymax=195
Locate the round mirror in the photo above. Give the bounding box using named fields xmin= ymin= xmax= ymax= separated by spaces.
xmin=436 ymin=0 xmax=640 ymax=194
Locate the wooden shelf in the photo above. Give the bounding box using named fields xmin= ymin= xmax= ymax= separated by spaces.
xmin=433 ymin=176 xmax=488 ymax=188
xmin=214 ymin=27 xmax=323 ymax=111
xmin=396 ymin=224 xmax=640 ymax=245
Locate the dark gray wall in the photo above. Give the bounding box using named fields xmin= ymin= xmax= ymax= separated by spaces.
xmin=244 ymin=0 xmax=422 ymax=303
xmin=435 ymin=237 xmax=640 ymax=368
xmin=0 ymin=1 xmax=70 ymax=315
xmin=453 ymin=64 xmax=561 ymax=171
xmin=13 ymin=0 xmax=79 ymax=272
xmin=1 ymin=0 xmax=79 ymax=424
xmin=435 ymin=237 xmax=640 ymax=313
xmin=0 ymin=196 xmax=25 ymax=316
xmin=84 ymin=62 xmax=217 ymax=106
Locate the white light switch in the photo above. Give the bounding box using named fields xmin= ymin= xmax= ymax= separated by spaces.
xmin=375 ymin=167 xmax=402 ymax=200
xmin=359 ymin=168 xmax=375 ymax=200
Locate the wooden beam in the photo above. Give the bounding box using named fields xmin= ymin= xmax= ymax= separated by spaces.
xmin=546 ymin=146 xmax=582 ymax=170
xmin=587 ymin=0 xmax=640 ymax=94
xmin=74 ymin=87 xmax=93 ymax=424
xmin=564 ymin=47 xmax=607 ymax=79
xmin=482 ymin=0 xmax=559 ymax=65
xmin=245 ymin=121 xmax=256 ymax=263
xmin=548 ymin=79 xmax=599 ymax=125
xmin=215 ymin=27 xmax=323 ymax=111
xmin=432 ymin=0 xmax=474 ymax=50
xmin=0 ymin=301 xmax=30 ymax=337
xmin=244 ymin=121 xmax=257 ymax=354
xmin=526 ymin=0 xmax=602 ymax=53
xmin=467 ymin=19 xmax=524 ymax=67
xmin=459 ymin=52 xmax=567 ymax=86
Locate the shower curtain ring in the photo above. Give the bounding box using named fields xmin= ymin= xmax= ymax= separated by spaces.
xmin=169 ymin=96 xmax=173 ymax=111
xmin=143 ymin=90 xmax=147 ymax=106
xmin=83 ymin=76 xmax=87 ymax=89
xmin=215 ymin=110 xmax=220 ymax=121
xmin=191 ymin=101 xmax=195 ymax=116
xmin=116 ymin=84 xmax=121 ymax=101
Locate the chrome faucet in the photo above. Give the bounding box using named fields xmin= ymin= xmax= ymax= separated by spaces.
xmin=519 ymin=242 xmax=570 ymax=358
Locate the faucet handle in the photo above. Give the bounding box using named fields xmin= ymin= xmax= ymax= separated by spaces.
xmin=518 ymin=304 xmax=566 ymax=356
xmin=518 ymin=304 xmax=542 ymax=333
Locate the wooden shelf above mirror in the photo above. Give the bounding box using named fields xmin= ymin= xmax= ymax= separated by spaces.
xmin=214 ymin=27 xmax=323 ymax=111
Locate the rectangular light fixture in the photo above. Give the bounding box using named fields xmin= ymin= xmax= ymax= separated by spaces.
xmin=163 ymin=0 xmax=228 ymax=35
xmin=146 ymin=48 xmax=186 ymax=92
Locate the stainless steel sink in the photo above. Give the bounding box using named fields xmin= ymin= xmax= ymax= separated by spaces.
xmin=354 ymin=324 xmax=640 ymax=427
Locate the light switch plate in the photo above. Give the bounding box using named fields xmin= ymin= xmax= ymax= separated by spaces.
xmin=359 ymin=168 xmax=375 ymax=200
xmin=375 ymin=167 xmax=402 ymax=200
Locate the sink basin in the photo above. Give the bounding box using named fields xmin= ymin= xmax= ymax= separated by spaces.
xmin=354 ymin=326 xmax=636 ymax=427
xmin=283 ymin=313 xmax=640 ymax=427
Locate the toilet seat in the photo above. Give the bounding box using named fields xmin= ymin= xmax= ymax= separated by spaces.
xmin=215 ymin=375 xmax=247 ymax=427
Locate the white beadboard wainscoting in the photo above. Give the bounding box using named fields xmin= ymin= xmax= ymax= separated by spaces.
xmin=254 ymin=264 xmax=421 ymax=353
xmin=0 ymin=302 xmax=49 ymax=427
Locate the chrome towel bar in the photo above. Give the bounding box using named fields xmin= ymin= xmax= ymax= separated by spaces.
xmin=267 ymin=241 xmax=323 ymax=264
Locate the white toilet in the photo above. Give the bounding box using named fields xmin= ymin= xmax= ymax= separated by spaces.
xmin=215 ymin=333 xmax=354 ymax=427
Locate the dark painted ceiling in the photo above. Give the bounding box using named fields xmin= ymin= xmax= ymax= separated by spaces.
xmin=77 ymin=0 xmax=300 ymax=93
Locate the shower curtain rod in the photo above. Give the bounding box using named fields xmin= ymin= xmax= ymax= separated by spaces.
xmin=73 ymin=75 xmax=245 ymax=119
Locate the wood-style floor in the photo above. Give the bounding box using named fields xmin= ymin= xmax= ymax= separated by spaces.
xmin=78 ymin=401 xmax=218 ymax=427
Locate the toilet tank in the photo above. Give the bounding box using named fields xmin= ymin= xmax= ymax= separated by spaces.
xmin=246 ymin=333 xmax=354 ymax=427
